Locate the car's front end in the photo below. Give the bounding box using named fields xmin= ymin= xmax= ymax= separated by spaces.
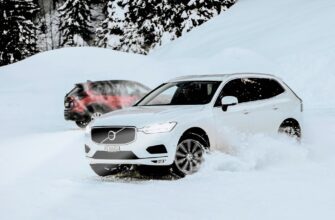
xmin=85 ymin=121 xmax=180 ymax=167
xmin=84 ymin=105 xmax=209 ymax=169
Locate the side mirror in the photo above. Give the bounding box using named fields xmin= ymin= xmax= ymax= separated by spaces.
xmin=221 ymin=96 xmax=238 ymax=111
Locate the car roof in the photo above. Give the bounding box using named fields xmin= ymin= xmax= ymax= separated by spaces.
xmin=79 ymin=80 xmax=139 ymax=85
xmin=169 ymin=73 xmax=281 ymax=82
xmin=74 ymin=80 xmax=150 ymax=91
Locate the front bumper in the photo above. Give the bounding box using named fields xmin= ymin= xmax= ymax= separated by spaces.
xmin=85 ymin=130 xmax=178 ymax=166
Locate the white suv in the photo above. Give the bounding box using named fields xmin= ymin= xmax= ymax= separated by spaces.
xmin=85 ymin=73 xmax=302 ymax=177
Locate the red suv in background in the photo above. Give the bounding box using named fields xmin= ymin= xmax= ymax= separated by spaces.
xmin=64 ymin=80 xmax=150 ymax=128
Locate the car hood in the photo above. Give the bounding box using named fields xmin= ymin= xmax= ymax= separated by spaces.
xmin=91 ymin=105 xmax=206 ymax=127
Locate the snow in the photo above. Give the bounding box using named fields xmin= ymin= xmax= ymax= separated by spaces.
xmin=153 ymin=0 xmax=335 ymax=109
xmin=1 ymin=0 xmax=335 ymax=219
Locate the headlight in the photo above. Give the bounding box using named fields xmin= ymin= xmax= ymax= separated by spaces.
xmin=138 ymin=122 xmax=177 ymax=134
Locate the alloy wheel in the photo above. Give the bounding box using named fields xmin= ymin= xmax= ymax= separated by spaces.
xmin=91 ymin=111 xmax=103 ymax=120
xmin=174 ymin=139 xmax=204 ymax=175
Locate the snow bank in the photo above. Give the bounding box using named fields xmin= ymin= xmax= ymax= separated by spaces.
xmin=1 ymin=0 xmax=335 ymax=219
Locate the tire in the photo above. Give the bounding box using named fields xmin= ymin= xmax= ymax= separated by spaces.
xmin=90 ymin=164 xmax=122 ymax=177
xmin=75 ymin=105 xmax=106 ymax=128
xmin=75 ymin=119 xmax=90 ymax=128
xmin=279 ymin=120 xmax=301 ymax=140
xmin=172 ymin=134 xmax=206 ymax=177
xmin=87 ymin=105 xmax=109 ymax=120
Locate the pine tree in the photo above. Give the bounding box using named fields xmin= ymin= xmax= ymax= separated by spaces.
xmin=160 ymin=1 xmax=186 ymax=41
xmin=58 ymin=0 xmax=93 ymax=46
xmin=0 ymin=0 xmax=40 ymax=66
xmin=95 ymin=0 xmax=127 ymax=48
xmin=119 ymin=0 xmax=165 ymax=54
xmin=116 ymin=0 xmax=235 ymax=54
xmin=180 ymin=0 xmax=235 ymax=34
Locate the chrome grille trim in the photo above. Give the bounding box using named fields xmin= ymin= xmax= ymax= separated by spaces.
xmin=91 ymin=126 xmax=136 ymax=145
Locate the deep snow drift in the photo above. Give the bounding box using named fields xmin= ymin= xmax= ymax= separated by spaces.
xmin=1 ymin=0 xmax=335 ymax=219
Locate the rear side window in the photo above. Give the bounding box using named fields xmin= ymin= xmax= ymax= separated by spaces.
xmin=91 ymin=83 xmax=107 ymax=95
xmin=257 ymin=78 xmax=285 ymax=99
xmin=215 ymin=77 xmax=285 ymax=105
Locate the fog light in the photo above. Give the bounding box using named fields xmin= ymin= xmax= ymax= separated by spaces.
xmin=152 ymin=159 xmax=166 ymax=164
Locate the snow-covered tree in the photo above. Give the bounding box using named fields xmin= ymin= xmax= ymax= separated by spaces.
xmin=118 ymin=0 xmax=165 ymax=54
xmin=95 ymin=0 xmax=127 ymax=48
xmin=0 ymin=0 xmax=40 ymax=66
xmin=58 ymin=0 xmax=92 ymax=46
xmin=159 ymin=1 xmax=185 ymax=42
xmin=180 ymin=0 xmax=235 ymax=34
xmin=116 ymin=0 xmax=235 ymax=54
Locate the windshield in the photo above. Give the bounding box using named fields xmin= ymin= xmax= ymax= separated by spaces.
xmin=137 ymin=81 xmax=221 ymax=106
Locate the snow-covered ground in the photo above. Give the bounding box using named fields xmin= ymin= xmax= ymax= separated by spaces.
xmin=1 ymin=0 xmax=335 ymax=219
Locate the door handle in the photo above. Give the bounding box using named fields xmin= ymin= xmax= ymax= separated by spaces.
xmin=272 ymin=107 xmax=279 ymax=110
xmin=243 ymin=111 xmax=249 ymax=115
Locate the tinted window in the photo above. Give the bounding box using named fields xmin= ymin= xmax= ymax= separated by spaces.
xmin=112 ymin=83 xmax=128 ymax=95
xmin=91 ymin=83 xmax=109 ymax=95
xmin=215 ymin=77 xmax=284 ymax=105
xmin=258 ymin=78 xmax=285 ymax=99
xmin=91 ymin=82 xmax=125 ymax=96
xmin=137 ymin=81 xmax=221 ymax=106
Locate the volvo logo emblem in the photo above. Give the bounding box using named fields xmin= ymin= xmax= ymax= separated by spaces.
xmin=107 ymin=130 xmax=116 ymax=141
xmin=100 ymin=128 xmax=125 ymax=144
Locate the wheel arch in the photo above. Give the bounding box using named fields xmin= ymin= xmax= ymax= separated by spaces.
xmin=179 ymin=127 xmax=210 ymax=149
xmin=279 ymin=118 xmax=302 ymax=138
xmin=279 ymin=118 xmax=301 ymax=128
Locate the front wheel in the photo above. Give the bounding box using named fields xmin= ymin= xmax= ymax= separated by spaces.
xmin=172 ymin=138 xmax=205 ymax=177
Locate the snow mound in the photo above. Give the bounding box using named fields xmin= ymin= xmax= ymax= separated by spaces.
xmin=1 ymin=0 xmax=335 ymax=219
xmin=154 ymin=0 xmax=335 ymax=108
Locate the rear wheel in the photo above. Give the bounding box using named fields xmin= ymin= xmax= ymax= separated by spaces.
xmin=279 ymin=120 xmax=301 ymax=140
xmin=75 ymin=105 xmax=107 ymax=128
xmin=87 ymin=105 xmax=106 ymax=120
xmin=91 ymin=111 xmax=103 ymax=120
xmin=172 ymin=136 xmax=205 ymax=177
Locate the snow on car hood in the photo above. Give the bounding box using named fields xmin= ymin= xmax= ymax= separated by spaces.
xmin=91 ymin=105 xmax=205 ymax=127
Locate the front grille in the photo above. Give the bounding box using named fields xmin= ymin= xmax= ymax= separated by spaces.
xmin=91 ymin=126 xmax=136 ymax=145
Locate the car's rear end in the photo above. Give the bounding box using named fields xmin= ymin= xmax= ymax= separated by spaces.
xmin=64 ymin=83 xmax=90 ymax=123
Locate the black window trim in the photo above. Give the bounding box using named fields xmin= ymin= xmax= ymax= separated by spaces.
xmin=213 ymin=76 xmax=286 ymax=107
xmin=135 ymin=80 xmax=222 ymax=106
